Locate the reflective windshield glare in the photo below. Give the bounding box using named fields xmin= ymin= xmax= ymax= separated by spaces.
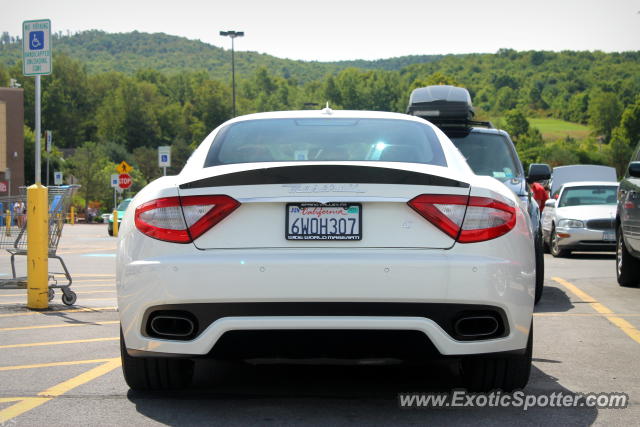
xmin=450 ymin=133 xmax=520 ymax=181
xmin=558 ymin=186 xmax=618 ymax=207
xmin=204 ymin=118 xmax=447 ymax=167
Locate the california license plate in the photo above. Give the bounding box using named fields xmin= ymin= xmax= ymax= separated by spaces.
xmin=286 ymin=203 xmax=362 ymax=240
xmin=603 ymin=231 xmax=615 ymax=242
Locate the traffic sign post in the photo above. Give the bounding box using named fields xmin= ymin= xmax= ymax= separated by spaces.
xmin=45 ymin=130 xmax=52 ymax=186
xmin=53 ymin=171 xmax=63 ymax=185
xmin=118 ymin=173 xmax=132 ymax=190
xmin=110 ymin=174 xmax=119 ymax=209
xmin=23 ymin=19 xmax=52 ymax=309
xmin=116 ymin=161 xmax=133 ymax=174
xmin=158 ymin=146 xmax=171 ymax=176
xmin=23 ymin=20 xmax=52 ymax=77
xmin=114 ymin=162 xmax=133 ymax=205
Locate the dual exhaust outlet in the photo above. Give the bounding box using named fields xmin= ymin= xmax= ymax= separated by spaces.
xmin=453 ymin=315 xmax=500 ymax=339
xmin=148 ymin=313 xmax=197 ymax=340
xmin=147 ymin=312 xmax=501 ymax=341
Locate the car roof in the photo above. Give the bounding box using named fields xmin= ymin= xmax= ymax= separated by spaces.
xmin=466 ymin=127 xmax=508 ymax=136
xmin=562 ymin=181 xmax=619 ymax=188
xmin=228 ymin=109 xmax=427 ymax=124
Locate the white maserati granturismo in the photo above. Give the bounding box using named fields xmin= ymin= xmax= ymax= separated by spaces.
xmin=117 ymin=109 xmax=535 ymax=392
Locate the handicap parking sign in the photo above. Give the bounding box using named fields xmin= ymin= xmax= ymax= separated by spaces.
xmin=23 ymin=19 xmax=51 ymax=76
xmin=30 ymin=31 xmax=44 ymax=50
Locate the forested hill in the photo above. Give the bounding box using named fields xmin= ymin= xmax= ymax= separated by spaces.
xmin=0 ymin=30 xmax=444 ymax=82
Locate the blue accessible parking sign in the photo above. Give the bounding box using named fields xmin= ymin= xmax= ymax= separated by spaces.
xmin=30 ymin=31 xmax=44 ymax=50
xmin=22 ymin=19 xmax=52 ymax=75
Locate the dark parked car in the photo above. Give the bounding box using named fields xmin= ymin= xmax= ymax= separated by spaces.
xmin=616 ymin=142 xmax=640 ymax=286
xmin=407 ymin=85 xmax=551 ymax=303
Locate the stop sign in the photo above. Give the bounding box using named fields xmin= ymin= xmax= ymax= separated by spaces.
xmin=118 ymin=173 xmax=132 ymax=189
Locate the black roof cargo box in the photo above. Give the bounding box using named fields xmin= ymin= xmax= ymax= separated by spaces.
xmin=407 ymin=85 xmax=474 ymax=121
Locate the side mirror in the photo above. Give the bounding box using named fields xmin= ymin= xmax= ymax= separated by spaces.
xmin=629 ymin=161 xmax=640 ymax=178
xmin=545 ymin=199 xmax=556 ymax=208
xmin=527 ymin=163 xmax=552 ymax=184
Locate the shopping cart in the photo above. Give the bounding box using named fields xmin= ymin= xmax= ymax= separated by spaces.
xmin=0 ymin=185 xmax=79 ymax=305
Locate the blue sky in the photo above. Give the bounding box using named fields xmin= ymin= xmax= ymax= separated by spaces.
xmin=2 ymin=0 xmax=639 ymax=61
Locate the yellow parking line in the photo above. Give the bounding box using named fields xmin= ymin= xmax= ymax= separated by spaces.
xmin=0 ymin=297 xmax=116 ymax=304
xmin=0 ymin=337 xmax=118 ymax=349
xmin=0 ymin=358 xmax=116 ymax=371
xmin=0 ymin=398 xmax=49 ymax=422
xmin=69 ymin=274 xmax=115 ymax=278
xmin=552 ymin=277 xmax=640 ymax=345
xmin=535 ymin=312 xmax=640 ymax=317
xmin=73 ymin=283 xmax=116 ymax=289
xmin=0 ymin=398 xmax=24 ymax=403
xmin=57 ymin=249 xmax=115 ymax=255
xmin=72 ymin=279 xmax=115 ymax=283
xmin=0 ymin=320 xmax=119 ymax=332
xmin=0 ymin=358 xmax=121 ymax=423
xmin=0 ymin=307 xmax=117 ymax=318
xmin=0 ymin=290 xmax=115 ymax=297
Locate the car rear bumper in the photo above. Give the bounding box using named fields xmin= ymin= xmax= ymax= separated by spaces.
xmin=118 ymin=248 xmax=534 ymax=358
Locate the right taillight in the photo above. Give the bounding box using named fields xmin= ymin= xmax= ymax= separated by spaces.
xmin=408 ymin=194 xmax=516 ymax=243
xmin=134 ymin=195 xmax=240 ymax=243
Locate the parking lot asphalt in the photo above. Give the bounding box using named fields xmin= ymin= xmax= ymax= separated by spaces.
xmin=0 ymin=224 xmax=639 ymax=425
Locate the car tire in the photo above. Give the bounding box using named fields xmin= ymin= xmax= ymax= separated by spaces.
xmin=542 ymin=233 xmax=550 ymax=254
xmin=120 ymin=329 xmax=194 ymax=391
xmin=616 ymin=227 xmax=640 ymax=287
xmin=550 ymin=226 xmax=570 ymax=258
xmin=534 ymin=235 xmax=544 ymax=304
xmin=108 ymin=225 xmax=113 ymax=237
xmin=460 ymin=323 xmax=532 ymax=392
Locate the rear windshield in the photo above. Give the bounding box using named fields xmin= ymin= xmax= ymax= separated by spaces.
xmin=449 ymin=132 xmax=522 ymax=181
xmin=558 ymin=186 xmax=618 ymax=207
xmin=204 ymin=118 xmax=447 ymax=167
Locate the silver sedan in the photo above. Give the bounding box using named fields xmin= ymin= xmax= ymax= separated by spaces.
xmin=542 ymin=181 xmax=619 ymax=257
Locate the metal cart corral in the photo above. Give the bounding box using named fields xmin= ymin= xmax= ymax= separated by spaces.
xmin=0 ymin=185 xmax=79 ymax=305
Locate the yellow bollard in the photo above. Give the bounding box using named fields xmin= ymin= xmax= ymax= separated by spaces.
xmin=5 ymin=209 xmax=10 ymax=236
xmin=70 ymin=206 xmax=75 ymax=225
xmin=27 ymin=184 xmax=49 ymax=310
xmin=112 ymin=210 xmax=119 ymax=237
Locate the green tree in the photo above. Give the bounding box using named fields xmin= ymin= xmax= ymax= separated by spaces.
xmin=503 ymin=110 xmax=530 ymax=139
xmin=616 ymin=97 xmax=640 ymax=145
xmin=65 ymin=141 xmax=114 ymax=212
xmin=95 ymin=78 xmax=162 ymax=151
xmin=41 ymin=54 xmax=93 ymax=148
xmin=606 ymin=129 xmax=634 ymax=177
xmin=132 ymin=146 xmax=160 ymax=183
xmin=494 ymin=87 xmax=517 ymax=112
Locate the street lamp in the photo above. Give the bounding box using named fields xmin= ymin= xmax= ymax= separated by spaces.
xmin=219 ymin=30 xmax=244 ymax=117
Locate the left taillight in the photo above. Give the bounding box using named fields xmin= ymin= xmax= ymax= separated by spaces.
xmin=407 ymin=194 xmax=516 ymax=243
xmin=134 ymin=195 xmax=240 ymax=243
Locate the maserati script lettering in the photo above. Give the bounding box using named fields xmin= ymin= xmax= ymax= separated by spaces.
xmin=282 ymin=184 xmax=366 ymax=193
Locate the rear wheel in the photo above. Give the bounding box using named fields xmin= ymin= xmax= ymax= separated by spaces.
xmin=120 ymin=329 xmax=194 ymax=391
xmin=460 ymin=323 xmax=532 ymax=392
xmin=534 ymin=234 xmax=544 ymax=304
xmin=550 ymin=226 xmax=570 ymax=258
xmin=616 ymin=227 xmax=640 ymax=287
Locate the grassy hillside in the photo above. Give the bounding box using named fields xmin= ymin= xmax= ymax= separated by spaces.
xmin=0 ymin=30 xmax=443 ymax=82
xmin=528 ymin=118 xmax=591 ymax=140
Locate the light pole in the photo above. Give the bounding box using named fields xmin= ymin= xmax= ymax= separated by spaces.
xmin=219 ymin=30 xmax=244 ymax=117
